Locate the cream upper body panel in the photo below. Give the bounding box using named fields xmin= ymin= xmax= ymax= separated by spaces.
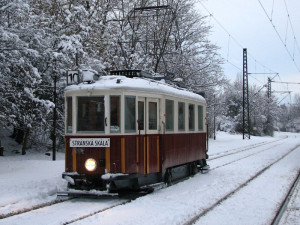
xmin=65 ymin=75 xmax=206 ymax=104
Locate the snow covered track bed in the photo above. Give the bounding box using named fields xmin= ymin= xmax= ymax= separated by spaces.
xmin=185 ymin=144 xmax=300 ymax=225
xmin=0 ymin=197 xmax=128 ymax=225
xmin=278 ymin=173 xmax=300 ymax=225
xmin=0 ymin=132 xmax=299 ymax=225
xmin=208 ymin=135 xmax=288 ymax=160
xmin=274 ymin=172 xmax=300 ymax=225
xmin=69 ymin=133 xmax=300 ymax=225
xmin=209 ymin=137 xmax=290 ymax=171
xmin=0 ymin=197 xmax=71 ymax=219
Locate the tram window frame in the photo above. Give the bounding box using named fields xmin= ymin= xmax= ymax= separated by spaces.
xmin=198 ymin=105 xmax=204 ymax=131
xmin=178 ymin=102 xmax=185 ymax=131
xmin=77 ymin=96 xmax=105 ymax=132
xmin=138 ymin=101 xmax=145 ymax=130
xmin=148 ymin=101 xmax=158 ymax=130
xmin=165 ymin=99 xmax=174 ymax=131
xmin=110 ymin=96 xmax=121 ymax=133
xmin=66 ymin=97 xmax=72 ymax=133
xmin=125 ymin=96 xmax=136 ymax=133
xmin=189 ymin=104 xmax=195 ymax=131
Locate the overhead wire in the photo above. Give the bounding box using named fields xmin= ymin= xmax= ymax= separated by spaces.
xmin=198 ymin=1 xmax=277 ymax=77
xmin=257 ymin=0 xmax=300 ymax=72
xmin=198 ymin=1 xmax=242 ymax=71
xmin=270 ymin=0 xmax=275 ymax=21
xmin=198 ymin=0 xmax=281 ymax=99
xmin=283 ymin=0 xmax=300 ymax=57
xmin=199 ymin=0 xmax=299 ymax=103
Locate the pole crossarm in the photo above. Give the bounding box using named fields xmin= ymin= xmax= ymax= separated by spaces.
xmin=248 ymin=72 xmax=278 ymax=75
xmin=272 ymin=91 xmax=292 ymax=93
xmin=271 ymin=81 xmax=300 ymax=85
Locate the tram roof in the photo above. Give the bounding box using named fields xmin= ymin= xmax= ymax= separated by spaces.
xmin=65 ymin=75 xmax=206 ymax=103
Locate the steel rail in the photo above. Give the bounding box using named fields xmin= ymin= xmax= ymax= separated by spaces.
xmin=209 ymin=135 xmax=287 ymax=161
xmin=0 ymin=197 xmax=72 ymax=219
xmin=183 ymin=144 xmax=300 ymax=225
xmin=271 ymin=171 xmax=300 ymax=225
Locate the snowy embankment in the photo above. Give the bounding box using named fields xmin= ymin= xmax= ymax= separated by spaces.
xmin=0 ymin=127 xmax=67 ymax=216
xmin=0 ymin=153 xmax=66 ymax=216
xmin=0 ymin=131 xmax=299 ymax=225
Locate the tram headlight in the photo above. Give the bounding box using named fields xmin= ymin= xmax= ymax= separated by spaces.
xmin=85 ymin=158 xmax=97 ymax=172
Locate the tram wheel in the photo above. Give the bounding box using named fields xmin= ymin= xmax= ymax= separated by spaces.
xmin=165 ymin=169 xmax=173 ymax=186
xmin=190 ymin=162 xmax=198 ymax=175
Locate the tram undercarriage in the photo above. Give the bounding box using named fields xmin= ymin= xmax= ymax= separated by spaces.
xmin=62 ymin=159 xmax=209 ymax=194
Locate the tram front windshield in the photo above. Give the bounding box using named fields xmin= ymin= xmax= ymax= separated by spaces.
xmin=77 ymin=97 xmax=105 ymax=132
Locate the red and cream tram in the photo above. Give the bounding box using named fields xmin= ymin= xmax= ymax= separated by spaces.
xmin=62 ymin=70 xmax=208 ymax=193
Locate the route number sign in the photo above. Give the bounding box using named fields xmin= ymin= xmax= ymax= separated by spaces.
xmin=67 ymin=70 xmax=79 ymax=85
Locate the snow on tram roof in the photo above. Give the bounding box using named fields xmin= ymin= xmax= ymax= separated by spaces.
xmin=65 ymin=75 xmax=206 ymax=103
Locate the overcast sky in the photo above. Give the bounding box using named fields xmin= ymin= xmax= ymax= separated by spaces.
xmin=196 ymin=0 xmax=300 ymax=103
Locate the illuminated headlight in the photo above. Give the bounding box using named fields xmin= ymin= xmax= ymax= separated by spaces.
xmin=85 ymin=158 xmax=97 ymax=172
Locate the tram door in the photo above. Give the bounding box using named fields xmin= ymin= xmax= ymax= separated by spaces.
xmin=137 ymin=98 xmax=159 ymax=133
xmin=137 ymin=98 xmax=146 ymax=174
xmin=147 ymin=98 xmax=159 ymax=133
xmin=138 ymin=98 xmax=146 ymax=135
xmin=137 ymin=98 xmax=160 ymax=174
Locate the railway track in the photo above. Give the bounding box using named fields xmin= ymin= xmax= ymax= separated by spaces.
xmin=182 ymin=144 xmax=300 ymax=225
xmin=271 ymin=171 xmax=300 ymax=225
xmin=1 ymin=137 xmax=296 ymax=225
xmin=210 ymin=141 xmax=287 ymax=171
xmin=60 ymin=190 xmax=154 ymax=225
xmin=63 ymin=139 xmax=298 ymax=225
xmin=62 ymin=139 xmax=299 ymax=225
xmin=62 ymin=198 xmax=131 ymax=225
xmin=0 ymin=176 xmax=165 ymax=224
xmin=0 ymin=197 xmax=71 ymax=219
xmin=209 ymin=135 xmax=287 ymax=160
xmin=0 ymin=192 xmax=146 ymax=224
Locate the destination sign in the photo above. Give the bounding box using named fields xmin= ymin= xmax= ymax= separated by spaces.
xmin=70 ymin=138 xmax=110 ymax=148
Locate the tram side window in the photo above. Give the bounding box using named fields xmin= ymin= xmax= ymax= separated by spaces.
xmin=198 ymin=105 xmax=204 ymax=131
xmin=110 ymin=96 xmax=121 ymax=133
xmin=138 ymin=101 xmax=144 ymax=130
xmin=125 ymin=96 xmax=136 ymax=132
xmin=66 ymin=97 xmax=72 ymax=133
xmin=149 ymin=102 xmax=157 ymax=130
xmin=165 ymin=99 xmax=174 ymax=131
xmin=189 ymin=104 xmax=195 ymax=131
xmin=178 ymin=102 xmax=185 ymax=131
xmin=77 ymin=97 xmax=105 ymax=132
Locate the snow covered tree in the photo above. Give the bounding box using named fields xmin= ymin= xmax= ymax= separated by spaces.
xmin=216 ymin=73 xmax=281 ymax=137
xmin=1 ymin=0 xmax=225 ymax=153
xmin=277 ymin=94 xmax=300 ymax=132
xmin=0 ymin=0 xmax=56 ymax=153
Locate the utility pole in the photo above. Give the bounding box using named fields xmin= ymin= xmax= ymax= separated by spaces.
xmin=266 ymin=77 xmax=273 ymax=136
xmin=267 ymin=77 xmax=271 ymax=99
xmin=52 ymin=74 xmax=57 ymax=161
xmin=243 ymin=48 xmax=250 ymax=139
xmin=213 ymin=94 xmax=216 ymax=140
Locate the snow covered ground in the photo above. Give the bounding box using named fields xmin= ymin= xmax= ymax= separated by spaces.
xmin=0 ymin=131 xmax=299 ymax=225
